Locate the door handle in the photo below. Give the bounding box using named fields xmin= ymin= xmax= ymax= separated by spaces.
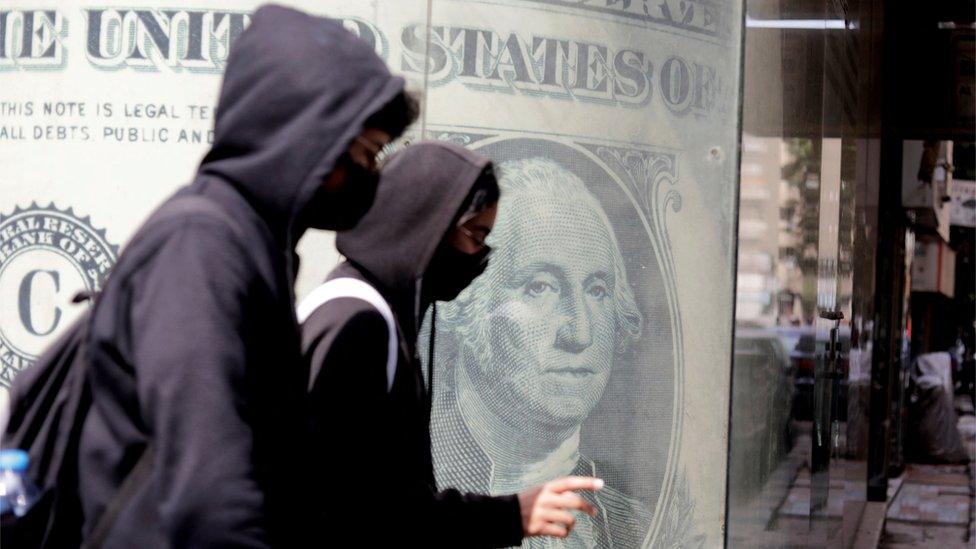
xmin=819 ymin=309 xmax=845 ymax=376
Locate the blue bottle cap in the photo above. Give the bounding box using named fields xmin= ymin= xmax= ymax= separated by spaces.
xmin=0 ymin=449 xmax=30 ymax=472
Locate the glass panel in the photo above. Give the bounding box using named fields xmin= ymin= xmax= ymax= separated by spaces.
xmin=727 ymin=0 xmax=829 ymax=545
xmin=419 ymin=0 xmax=744 ymax=546
xmin=728 ymin=0 xmax=882 ymax=546
xmin=813 ymin=0 xmax=876 ymax=543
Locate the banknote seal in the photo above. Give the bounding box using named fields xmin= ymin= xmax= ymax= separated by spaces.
xmin=0 ymin=203 xmax=117 ymax=387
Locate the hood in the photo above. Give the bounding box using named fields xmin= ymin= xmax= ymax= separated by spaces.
xmin=199 ymin=4 xmax=405 ymax=247
xmin=337 ymin=141 xmax=491 ymax=297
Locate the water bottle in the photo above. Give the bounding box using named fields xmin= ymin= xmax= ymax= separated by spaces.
xmin=0 ymin=449 xmax=39 ymax=517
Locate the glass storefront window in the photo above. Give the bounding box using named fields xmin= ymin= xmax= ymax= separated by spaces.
xmin=727 ymin=0 xmax=884 ymax=546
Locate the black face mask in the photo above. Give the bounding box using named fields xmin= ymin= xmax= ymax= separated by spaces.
xmin=424 ymin=242 xmax=491 ymax=302
xmin=302 ymin=152 xmax=380 ymax=231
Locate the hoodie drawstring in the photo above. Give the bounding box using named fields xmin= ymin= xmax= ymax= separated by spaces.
xmin=427 ymin=302 xmax=436 ymax=412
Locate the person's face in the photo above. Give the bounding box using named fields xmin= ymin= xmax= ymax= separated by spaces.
xmin=446 ymin=202 xmax=497 ymax=254
xmin=305 ymin=127 xmax=391 ymax=230
xmin=424 ymin=203 xmax=497 ymax=302
xmin=469 ymin=194 xmax=617 ymax=428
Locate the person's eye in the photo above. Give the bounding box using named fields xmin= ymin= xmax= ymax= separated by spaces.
xmin=524 ymin=278 xmax=556 ymax=297
xmin=588 ymin=283 xmax=610 ymax=299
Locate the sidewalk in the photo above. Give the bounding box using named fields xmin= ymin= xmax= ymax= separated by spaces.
xmin=727 ymin=414 xmax=976 ymax=548
xmin=879 ymin=414 xmax=976 ymax=548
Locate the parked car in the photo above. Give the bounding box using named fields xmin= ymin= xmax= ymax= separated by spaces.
xmin=730 ymin=325 xmax=795 ymax=496
xmin=786 ymin=327 xmax=849 ymax=421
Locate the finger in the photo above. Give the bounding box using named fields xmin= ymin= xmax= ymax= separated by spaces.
xmin=538 ymin=523 xmax=569 ymax=538
xmin=547 ymin=476 xmax=604 ymax=493
xmin=540 ymin=509 xmax=576 ymax=528
xmin=556 ymin=493 xmax=598 ymax=517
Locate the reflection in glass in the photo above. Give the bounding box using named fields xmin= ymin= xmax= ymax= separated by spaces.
xmin=728 ymin=0 xmax=879 ymax=546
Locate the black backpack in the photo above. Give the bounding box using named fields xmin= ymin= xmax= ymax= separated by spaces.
xmin=1 ymin=195 xmax=243 ymax=548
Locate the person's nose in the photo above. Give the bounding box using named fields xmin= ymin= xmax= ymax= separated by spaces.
xmin=555 ymin=286 xmax=593 ymax=354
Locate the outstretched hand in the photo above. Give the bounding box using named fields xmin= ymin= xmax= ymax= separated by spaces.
xmin=518 ymin=476 xmax=603 ymax=538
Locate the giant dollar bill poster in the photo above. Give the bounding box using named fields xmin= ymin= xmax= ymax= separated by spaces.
xmin=0 ymin=1 xmax=742 ymax=546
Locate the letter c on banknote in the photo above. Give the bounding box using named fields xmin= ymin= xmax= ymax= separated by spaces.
xmin=18 ymin=269 xmax=62 ymax=336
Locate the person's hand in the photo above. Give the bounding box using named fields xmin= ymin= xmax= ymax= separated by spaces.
xmin=517 ymin=476 xmax=603 ymax=538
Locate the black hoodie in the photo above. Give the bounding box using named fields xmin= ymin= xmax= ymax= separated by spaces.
xmin=77 ymin=5 xmax=404 ymax=547
xmin=300 ymin=141 xmax=525 ymax=548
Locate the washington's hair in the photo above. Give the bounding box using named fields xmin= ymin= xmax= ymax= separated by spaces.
xmin=439 ymin=157 xmax=643 ymax=360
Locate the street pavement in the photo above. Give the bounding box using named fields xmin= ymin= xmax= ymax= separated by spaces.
xmin=880 ymin=413 xmax=976 ymax=548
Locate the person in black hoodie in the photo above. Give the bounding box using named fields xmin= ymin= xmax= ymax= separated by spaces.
xmin=299 ymin=141 xmax=604 ymax=547
xmin=76 ymin=5 xmax=414 ymax=547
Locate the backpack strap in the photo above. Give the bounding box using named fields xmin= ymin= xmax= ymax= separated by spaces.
xmin=81 ymin=447 xmax=154 ymax=549
xmin=297 ymin=278 xmax=398 ymax=393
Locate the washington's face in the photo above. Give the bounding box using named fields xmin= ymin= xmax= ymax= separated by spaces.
xmin=470 ymin=192 xmax=618 ymax=428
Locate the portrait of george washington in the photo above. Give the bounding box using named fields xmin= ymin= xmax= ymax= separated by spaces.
xmin=430 ymin=154 xmax=657 ymax=548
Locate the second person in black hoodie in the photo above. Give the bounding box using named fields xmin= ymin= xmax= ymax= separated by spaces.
xmin=299 ymin=141 xmax=603 ymax=547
